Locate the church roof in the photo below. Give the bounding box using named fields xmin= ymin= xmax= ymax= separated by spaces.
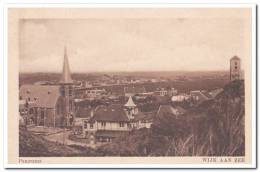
xmin=19 ymin=85 xmax=60 ymax=108
xmin=124 ymin=96 xmax=136 ymax=107
xmin=60 ymin=47 xmax=73 ymax=84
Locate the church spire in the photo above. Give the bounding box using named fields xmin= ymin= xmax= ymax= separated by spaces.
xmin=60 ymin=46 xmax=73 ymax=84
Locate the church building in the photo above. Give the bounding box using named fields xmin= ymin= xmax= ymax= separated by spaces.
xmin=19 ymin=47 xmax=75 ymax=127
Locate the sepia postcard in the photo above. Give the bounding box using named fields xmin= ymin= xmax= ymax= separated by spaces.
xmin=5 ymin=5 xmax=256 ymax=168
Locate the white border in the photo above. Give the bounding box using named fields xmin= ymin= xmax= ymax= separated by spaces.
xmin=3 ymin=3 xmax=257 ymax=169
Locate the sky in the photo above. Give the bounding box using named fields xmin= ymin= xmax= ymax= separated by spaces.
xmin=19 ymin=8 xmax=252 ymax=73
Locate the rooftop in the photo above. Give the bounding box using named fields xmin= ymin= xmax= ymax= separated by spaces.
xmin=19 ymin=85 xmax=61 ymax=108
xmin=91 ymin=104 xmax=129 ymax=122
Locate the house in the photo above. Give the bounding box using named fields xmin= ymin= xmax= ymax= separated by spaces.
xmin=73 ymin=106 xmax=93 ymax=135
xmin=81 ymin=96 xmax=154 ymax=143
xmin=82 ymin=104 xmax=130 ymax=143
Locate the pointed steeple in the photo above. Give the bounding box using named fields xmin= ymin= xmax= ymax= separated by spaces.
xmin=60 ymin=46 xmax=73 ymax=84
xmin=124 ymin=96 xmax=136 ymax=107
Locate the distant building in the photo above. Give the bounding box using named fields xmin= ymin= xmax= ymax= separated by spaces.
xmin=171 ymin=94 xmax=190 ymax=102
xmin=230 ymin=56 xmax=241 ymax=81
xmin=85 ymin=88 xmax=106 ymax=99
xmin=155 ymin=87 xmax=177 ymax=97
xmin=167 ymin=87 xmax=178 ymax=97
xmin=124 ymin=86 xmax=146 ymax=97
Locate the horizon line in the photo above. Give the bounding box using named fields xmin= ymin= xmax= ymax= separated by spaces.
xmin=19 ymin=70 xmax=232 ymax=74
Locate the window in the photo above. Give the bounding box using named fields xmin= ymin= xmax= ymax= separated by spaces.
xmin=84 ymin=121 xmax=88 ymax=129
xmin=90 ymin=124 xmax=93 ymax=129
xmin=119 ymin=122 xmax=125 ymax=127
xmin=101 ymin=122 xmax=106 ymax=127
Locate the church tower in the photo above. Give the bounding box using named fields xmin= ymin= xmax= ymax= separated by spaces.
xmin=60 ymin=47 xmax=74 ymax=127
xmin=124 ymin=96 xmax=138 ymax=119
xmin=230 ymin=56 xmax=241 ymax=81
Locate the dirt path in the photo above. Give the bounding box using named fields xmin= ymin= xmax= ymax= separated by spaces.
xmin=43 ymin=130 xmax=95 ymax=148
